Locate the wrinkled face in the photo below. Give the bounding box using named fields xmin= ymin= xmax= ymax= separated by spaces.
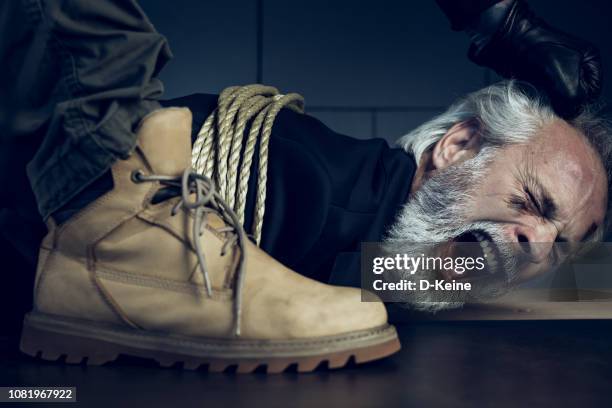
xmin=465 ymin=120 xmax=607 ymax=283
xmin=386 ymin=119 xmax=608 ymax=310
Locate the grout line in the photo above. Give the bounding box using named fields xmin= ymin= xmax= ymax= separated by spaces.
xmin=256 ymin=0 xmax=263 ymax=83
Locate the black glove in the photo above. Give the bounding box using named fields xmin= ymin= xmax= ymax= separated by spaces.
xmin=468 ymin=0 xmax=602 ymax=119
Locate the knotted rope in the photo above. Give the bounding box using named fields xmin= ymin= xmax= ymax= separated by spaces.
xmin=191 ymin=84 xmax=304 ymax=245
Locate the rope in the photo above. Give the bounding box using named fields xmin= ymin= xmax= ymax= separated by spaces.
xmin=191 ymin=84 xmax=305 ymax=245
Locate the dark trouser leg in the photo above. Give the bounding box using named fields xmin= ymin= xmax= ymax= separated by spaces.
xmin=0 ymin=0 xmax=172 ymax=259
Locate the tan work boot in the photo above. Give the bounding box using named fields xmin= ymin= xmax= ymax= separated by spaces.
xmin=20 ymin=108 xmax=400 ymax=373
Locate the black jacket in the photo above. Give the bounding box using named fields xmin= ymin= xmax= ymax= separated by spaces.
xmin=162 ymin=94 xmax=416 ymax=287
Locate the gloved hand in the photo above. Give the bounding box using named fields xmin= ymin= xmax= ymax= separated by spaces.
xmin=469 ymin=0 xmax=602 ymax=119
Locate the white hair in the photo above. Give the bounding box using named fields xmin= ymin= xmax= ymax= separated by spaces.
xmin=397 ymin=80 xmax=557 ymax=163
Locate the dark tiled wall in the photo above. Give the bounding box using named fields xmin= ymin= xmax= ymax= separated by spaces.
xmin=142 ymin=0 xmax=612 ymax=145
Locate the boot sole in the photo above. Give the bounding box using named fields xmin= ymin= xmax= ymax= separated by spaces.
xmin=20 ymin=312 xmax=401 ymax=374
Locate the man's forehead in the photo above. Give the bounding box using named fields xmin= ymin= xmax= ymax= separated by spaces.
xmin=528 ymin=121 xmax=604 ymax=186
xmin=519 ymin=120 xmax=607 ymax=231
xmin=530 ymin=121 xmax=597 ymax=165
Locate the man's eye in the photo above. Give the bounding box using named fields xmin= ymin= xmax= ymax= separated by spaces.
xmin=524 ymin=187 xmax=542 ymax=215
xmin=508 ymin=195 xmax=522 ymax=211
xmin=507 ymin=188 xmax=542 ymax=216
xmin=507 ymin=193 xmax=532 ymax=213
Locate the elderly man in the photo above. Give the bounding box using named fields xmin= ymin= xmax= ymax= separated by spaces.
xmin=0 ymin=0 xmax=607 ymax=373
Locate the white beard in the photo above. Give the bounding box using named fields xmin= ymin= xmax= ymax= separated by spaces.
xmin=384 ymin=147 xmax=516 ymax=312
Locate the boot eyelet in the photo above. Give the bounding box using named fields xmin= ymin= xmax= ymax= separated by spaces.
xmin=131 ymin=169 xmax=145 ymax=183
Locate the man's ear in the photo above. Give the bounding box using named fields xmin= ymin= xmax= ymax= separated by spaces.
xmin=431 ymin=119 xmax=482 ymax=170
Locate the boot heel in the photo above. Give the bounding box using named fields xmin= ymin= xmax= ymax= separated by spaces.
xmin=20 ymin=315 xmax=118 ymax=366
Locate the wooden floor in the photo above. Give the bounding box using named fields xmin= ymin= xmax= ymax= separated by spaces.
xmin=2 ymin=319 xmax=612 ymax=407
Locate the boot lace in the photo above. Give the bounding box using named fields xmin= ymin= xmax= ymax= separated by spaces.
xmin=132 ymin=168 xmax=248 ymax=336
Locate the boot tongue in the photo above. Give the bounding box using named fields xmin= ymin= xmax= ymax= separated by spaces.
xmin=137 ymin=107 xmax=193 ymax=177
xmin=151 ymin=186 xmax=181 ymax=204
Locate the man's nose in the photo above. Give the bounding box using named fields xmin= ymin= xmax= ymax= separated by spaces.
xmin=512 ymin=222 xmax=557 ymax=262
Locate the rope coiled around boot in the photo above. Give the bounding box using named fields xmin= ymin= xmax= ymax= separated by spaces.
xmin=191 ymin=84 xmax=304 ymax=245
